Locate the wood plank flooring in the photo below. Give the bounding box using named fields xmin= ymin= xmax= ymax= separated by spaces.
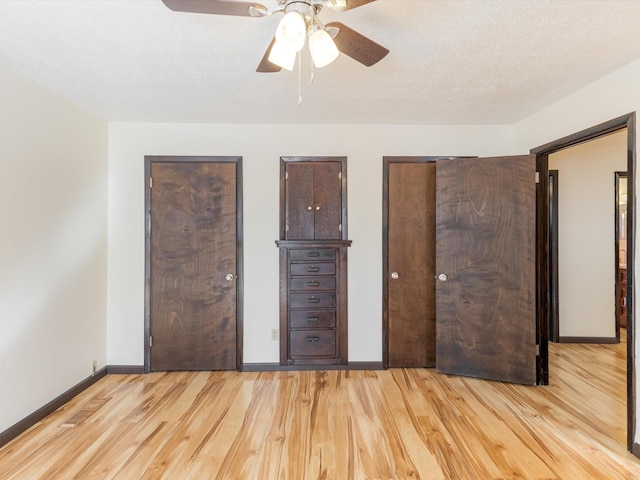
xmin=1 ymin=338 xmax=639 ymax=479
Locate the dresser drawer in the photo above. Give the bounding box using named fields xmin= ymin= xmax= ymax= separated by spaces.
xmin=290 ymin=249 xmax=336 ymax=261
xmin=290 ymin=310 xmax=336 ymax=329
xmin=277 ymin=241 xmax=350 ymax=366
xmin=290 ymin=330 xmax=336 ymax=357
xmin=290 ymin=263 xmax=336 ymax=276
xmin=290 ymin=277 xmax=336 ymax=291
xmin=290 ymin=293 xmax=336 ymax=309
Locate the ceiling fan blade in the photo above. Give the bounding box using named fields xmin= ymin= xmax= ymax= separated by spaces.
xmin=161 ymin=0 xmax=268 ymax=17
xmin=326 ymin=22 xmax=389 ymax=67
xmin=332 ymin=0 xmax=378 ymax=12
xmin=257 ymin=37 xmax=282 ymax=73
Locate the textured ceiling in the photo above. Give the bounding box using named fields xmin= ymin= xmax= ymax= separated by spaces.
xmin=1 ymin=0 xmax=640 ymax=125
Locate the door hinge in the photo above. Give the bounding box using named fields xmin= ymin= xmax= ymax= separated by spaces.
xmin=338 ymin=171 xmax=342 ymax=180
xmin=536 ymin=343 xmax=540 ymax=355
xmin=285 ymin=224 xmax=289 ymax=232
xmin=535 ymin=172 xmax=540 ymax=184
xmin=339 ymin=224 xmax=342 ymax=232
xmin=149 ymin=177 xmax=153 ymax=189
xmin=285 ymin=171 xmax=289 ymax=180
xmin=149 ymin=336 xmax=153 ymax=347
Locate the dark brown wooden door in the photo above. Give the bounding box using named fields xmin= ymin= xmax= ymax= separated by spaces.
xmin=285 ymin=162 xmax=342 ymax=240
xmin=285 ymin=163 xmax=314 ymax=240
xmin=386 ymin=161 xmax=436 ymax=367
xmin=435 ymin=155 xmax=537 ymax=384
xmin=149 ymin=160 xmax=238 ymax=371
xmin=313 ymin=162 xmax=342 ymax=239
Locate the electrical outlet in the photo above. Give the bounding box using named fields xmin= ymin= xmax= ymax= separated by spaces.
xmin=271 ymin=328 xmax=279 ymax=341
xmin=91 ymin=360 xmax=97 ymax=376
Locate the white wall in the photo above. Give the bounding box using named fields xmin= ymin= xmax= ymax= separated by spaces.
xmin=0 ymin=67 xmax=108 ymax=432
xmin=513 ymin=57 xmax=640 ymax=443
xmin=549 ymin=131 xmax=627 ymax=338
xmin=106 ymin=123 xmax=515 ymax=366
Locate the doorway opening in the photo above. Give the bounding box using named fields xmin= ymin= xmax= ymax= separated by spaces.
xmin=531 ymin=112 xmax=636 ymax=451
xmin=547 ymin=130 xmax=627 ymax=343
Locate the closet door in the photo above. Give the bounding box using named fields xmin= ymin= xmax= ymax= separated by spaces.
xmin=146 ymin=157 xmax=242 ymax=371
xmin=385 ymin=159 xmax=436 ymax=367
xmin=435 ymin=155 xmax=537 ymax=384
xmin=383 ymin=155 xmax=539 ymax=384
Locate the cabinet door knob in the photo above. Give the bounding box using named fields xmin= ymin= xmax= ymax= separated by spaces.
xmin=391 ymin=272 xmax=399 ymax=280
xmin=225 ymin=273 xmax=236 ymax=281
xmin=437 ymin=273 xmax=448 ymax=282
xmin=307 ymin=206 xmax=313 ymax=211
xmin=316 ymin=205 xmax=321 ymax=211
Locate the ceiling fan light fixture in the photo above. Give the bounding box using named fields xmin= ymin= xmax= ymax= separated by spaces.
xmin=309 ymin=27 xmax=339 ymax=68
xmin=268 ymin=40 xmax=297 ymax=71
xmin=275 ymin=11 xmax=306 ymax=53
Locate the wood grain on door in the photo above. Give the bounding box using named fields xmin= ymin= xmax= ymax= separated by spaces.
xmin=149 ymin=160 xmax=238 ymax=371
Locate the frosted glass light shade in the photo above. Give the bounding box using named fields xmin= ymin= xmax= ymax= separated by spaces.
xmin=309 ymin=28 xmax=339 ymax=68
xmin=275 ymin=12 xmax=306 ymax=53
xmin=268 ymin=40 xmax=297 ymax=71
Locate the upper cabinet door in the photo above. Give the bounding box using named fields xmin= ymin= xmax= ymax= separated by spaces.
xmin=285 ymin=162 xmax=315 ymax=240
xmin=282 ymin=157 xmax=347 ymax=241
xmin=435 ymin=155 xmax=537 ymax=385
xmin=313 ymin=162 xmax=342 ymax=239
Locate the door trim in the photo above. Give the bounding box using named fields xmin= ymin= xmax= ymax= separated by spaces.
xmin=531 ymin=112 xmax=636 ymax=451
xmin=549 ymin=170 xmax=559 ymax=343
xmin=143 ymin=156 xmax=244 ymax=373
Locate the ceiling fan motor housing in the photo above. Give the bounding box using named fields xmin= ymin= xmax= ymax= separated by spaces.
xmin=282 ymin=1 xmax=320 ymax=18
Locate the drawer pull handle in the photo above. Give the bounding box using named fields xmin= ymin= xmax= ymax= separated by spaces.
xmin=307 ymin=266 xmax=320 ymax=272
xmin=308 ymin=297 xmax=321 ymax=304
xmin=307 ymin=317 xmax=320 ymax=323
xmin=306 ymin=336 xmax=320 ymax=343
xmin=307 ymin=281 xmax=320 ymax=287
xmin=307 ymin=252 xmax=320 ymax=257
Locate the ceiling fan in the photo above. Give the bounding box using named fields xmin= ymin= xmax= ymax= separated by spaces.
xmin=161 ymin=0 xmax=389 ymax=72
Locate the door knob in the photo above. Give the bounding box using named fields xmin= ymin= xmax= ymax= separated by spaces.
xmin=316 ymin=206 xmax=321 ymax=211
xmin=225 ymin=273 xmax=236 ymax=281
xmin=391 ymin=272 xmax=399 ymax=280
xmin=307 ymin=206 xmax=313 ymax=211
xmin=437 ymin=273 xmax=448 ymax=282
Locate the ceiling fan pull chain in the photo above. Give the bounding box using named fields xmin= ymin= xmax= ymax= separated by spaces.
xmin=310 ymin=5 xmax=315 ymax=83
xmin=310 ymin=55 xmax=315 ymax=83
xmin=298 ymin=51 xmax=303 ymax=105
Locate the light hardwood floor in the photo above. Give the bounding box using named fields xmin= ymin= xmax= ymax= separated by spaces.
xmin=1 ymin=338 xmax=639 ymax=479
